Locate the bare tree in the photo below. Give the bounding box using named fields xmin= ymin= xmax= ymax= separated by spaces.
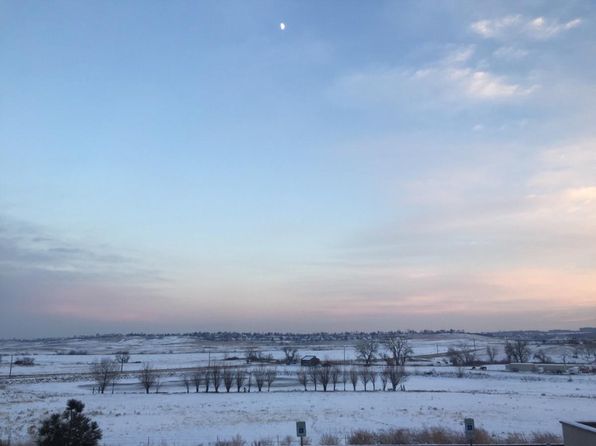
xmin=380 ymin=369 xmax=388 ymax=391
xmin=235 ymin=368 xmax=247 ymax=392
xmin=461 ymin=344 xmax=477 ymax=366
xmin=210 ymin=365 xmax=222 ymax=393
xmin=349 ymin=367 xmax=359 ymax=391
xmin=223 ymin=367 xmax=234 ymax=392
xmin=297 ymin=368 xmax=308 ymax=391
xmin=384 ymin=365 xmax=406 ymax=391
xmin=114 ymin=351 xmax=130 ymax=373
xmin=505 ymin=340 xmax=531 ymax=363
xmin=308 ymin=366 xmax=319 ymax=391
xmin=369 ymin=367 xmax=378 ymax=391
xmin=254 ymin=366 xmax=266 ymax=391
xmin=191 ymin=369 xmax=202 ymax=393
xmin=204 ymin=367 xmax=212 ymax=392
xmin=533 ymin=350 xmax=551 ymax=363
xmin=447 ymin=347 xmax=466 ymax=366
xmin=360 ymin=367 xmax=371 ymax=391
xmin=182 ymin=374 xmax=191 ymax=393
xmin=504 ymin=342 xmax=514 ymax=362
xmin=318 ymin=365 xmax=331 ymax=392
xmin=486 ymin=345 xmax=498 ymax=363
xmin=138 ymin=363 xmax=157 ymax=394
xmin=330 ymin=366 xmax=340 ymax=391
xmin=246 ymin=371 xmax=252 ymax=392
xmin=578 ymin=343 xmax=596 ymax=363
xmin=90 ymin=358 xmax=119 ymax=394
xmin=384 ymin=335 xmax=412 ymax=366
xmin=355 ymin=340 xmax=379 ymax=366
xmin=282 ymin=347 xmax=299 ymax=365
xmin=265 ymin=367 xmax=277 ymax=391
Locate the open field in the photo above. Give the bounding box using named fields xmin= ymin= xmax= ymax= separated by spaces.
xmin=1 ymin=333 xmax=594 ymax=445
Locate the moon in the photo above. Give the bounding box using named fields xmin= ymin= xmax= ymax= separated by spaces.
xmin=279 ymin=22 xmax=286 ymax=31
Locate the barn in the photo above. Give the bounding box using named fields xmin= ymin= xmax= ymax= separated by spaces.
xmin=300 ymin=355 xmax=320 ymax=366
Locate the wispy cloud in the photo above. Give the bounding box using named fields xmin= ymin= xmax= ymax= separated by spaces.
xmin=417 ymin=65 xmax=537 ymax=100
xmin=471 ymin=15 xmax=582 ymax=40
xmin=0 ymin=215 xmax=170 ymax=336
xmin=415 ymin=46 xmax=539 ymax=100
xmin=332 ymin=46 xmax=537 ymax=107
xmin=493 ymin=46 xmax=529 ymax=60
xmin=0 ymin=215 xmax=163 ymax=280
xmin=471 ymin=15 xmax=523 ymax=39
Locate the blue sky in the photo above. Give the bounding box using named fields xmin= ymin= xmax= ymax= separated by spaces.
xmin=1 ymin=1 xmax=595 ymax=337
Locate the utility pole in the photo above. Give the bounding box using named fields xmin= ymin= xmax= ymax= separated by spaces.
xmin=9 ymin=354 xmax=13 ymax=378
xmin=343 ymin=345 xmax=347 ymax=391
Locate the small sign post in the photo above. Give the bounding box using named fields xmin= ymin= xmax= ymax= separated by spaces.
xmin=464 ymin=418 xmax=475 ymax=446
xmin=296 ymin=421 xmax=306 ymax=446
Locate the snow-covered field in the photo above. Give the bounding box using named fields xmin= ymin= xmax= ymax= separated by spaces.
xmin=1 ymin=334 xmax=594 ymax=445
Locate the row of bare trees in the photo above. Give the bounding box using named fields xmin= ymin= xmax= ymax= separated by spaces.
xmin=297 ymin=365 xmax=406 ymax=392
xmin=181 ymin=365 xmax=277 ymax=393
xmin=90 ymin=360 xmax=406 ymax=395
xmin=90 ymin=361 xmax=280 ymax=395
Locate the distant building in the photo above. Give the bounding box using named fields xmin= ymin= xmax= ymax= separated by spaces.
xmin=301 ymin=355 xmax=320 ymax=367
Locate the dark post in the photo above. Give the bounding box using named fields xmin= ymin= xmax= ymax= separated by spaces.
xmin=464 ymin=418 xmax=475 ymax=446
xmin=343 ymin=346 xmax=346 ymax=391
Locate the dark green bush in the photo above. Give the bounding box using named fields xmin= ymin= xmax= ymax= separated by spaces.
xmin=36 ymin=399 xmax=102 ymax=446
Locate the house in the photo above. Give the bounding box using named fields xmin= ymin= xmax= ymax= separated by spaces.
xmin=301 ymin=355 xmax=320 ymax=367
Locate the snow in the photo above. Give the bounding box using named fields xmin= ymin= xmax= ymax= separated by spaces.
xmin=1 ymin=335 xmax=594 ymax=445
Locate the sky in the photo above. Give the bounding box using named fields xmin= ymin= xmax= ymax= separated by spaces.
xmin=1 ymin=0 xmax=595 ymax=338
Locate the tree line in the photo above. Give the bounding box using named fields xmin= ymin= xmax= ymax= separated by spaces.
xmin=89 ymin=357 xmax=407 ymax=395
xmin=297 ymin=365 xmax=406 ymax=392
xmin=89 ymin=359 xmax=280 ymax=395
